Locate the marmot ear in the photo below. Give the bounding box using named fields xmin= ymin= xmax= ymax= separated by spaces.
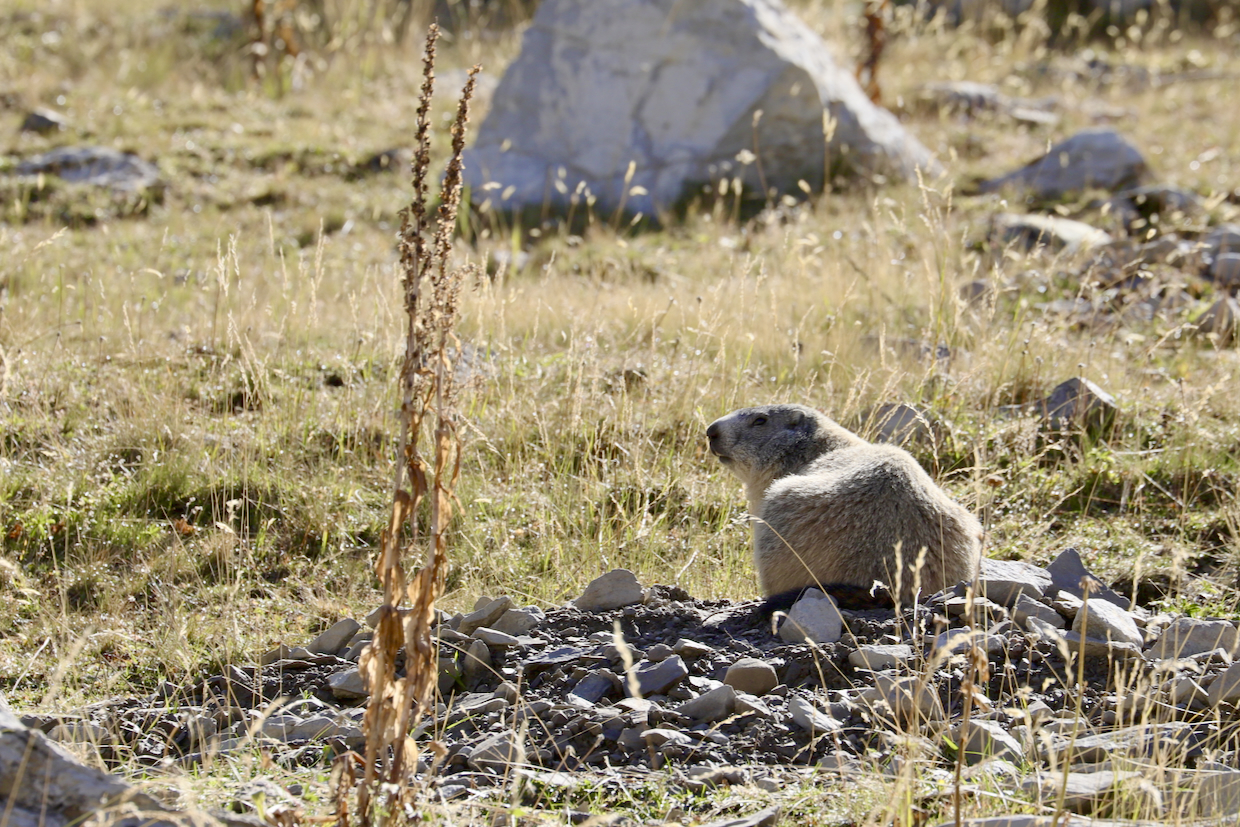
xmin=786 ymin=408 xmax=811 ymax=432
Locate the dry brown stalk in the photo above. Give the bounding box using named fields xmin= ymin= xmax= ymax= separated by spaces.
xmin=338 ymin=23 xmax=480 ymax=824
xmin=856 ymin=0 xmax=890 ymax=105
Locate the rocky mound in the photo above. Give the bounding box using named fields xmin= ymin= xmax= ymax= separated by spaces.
xmin=14 ymin=549 xmax=1240 ymax=823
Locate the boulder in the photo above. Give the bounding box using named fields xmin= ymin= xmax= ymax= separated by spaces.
xmin=463 ymin=0 xmax=938 ymax=218
xmin=779 ymin=589 xmax=844 ymax=644
xmin=573 ymin=569 xmax=646 ymax=611
xmin=979 ymin=129 xmax=1146 ymax=201
xmin=1038 ymin=378 xmax=1118 ymax=435
xmin=16 ymin=146 xmax=162 ymax=193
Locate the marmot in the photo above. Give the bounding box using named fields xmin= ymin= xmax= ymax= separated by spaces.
xmin=706 ymin=404 xmax=982 ymax=606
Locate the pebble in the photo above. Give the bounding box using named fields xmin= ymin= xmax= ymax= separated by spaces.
xmin=723 ymin=657 xmax=779 ymax=695
xmin=849 ymin=644 xmax=914 ymax=671
xmin=1071 ymin=599 xmax=1142 ymax=648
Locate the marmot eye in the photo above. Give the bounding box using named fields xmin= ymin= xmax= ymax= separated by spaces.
xmin=751 ymin=416 xmax=767 ymax=427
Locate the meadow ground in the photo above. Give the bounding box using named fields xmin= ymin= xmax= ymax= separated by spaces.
xmin=1 ymin=0 xmax=1239 ymax=819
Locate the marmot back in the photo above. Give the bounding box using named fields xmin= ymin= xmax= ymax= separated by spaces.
xmin=706 ymin=404 xmax=982 ymax=604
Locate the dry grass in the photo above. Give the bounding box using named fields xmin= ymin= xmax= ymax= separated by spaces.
xmin=1 ymin=0 xmax=1239 ymax=820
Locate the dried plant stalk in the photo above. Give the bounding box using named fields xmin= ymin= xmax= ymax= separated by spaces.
xmin=341 ymin=23 xmax=479 ymax=825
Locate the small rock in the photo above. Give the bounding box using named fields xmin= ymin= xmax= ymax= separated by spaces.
xmin=1187 ymin=769 xmax=1240 ymax=818
xmin=787 ymin=695 xmax=841 ymax=735
xmin=1193 ymin=297 xmax=1240 ymax=344
xmin=1045 ymin=548 xmax=1129 ymax=608
xmin=1204 ymin=224 xmax=1240 ymax=258
xmin=261 ymin=643 xmax=293 ymax=666
xmin=955 ymin=718 xmax=1025 ymax=765
xmin=779 ymin=590 xmax=844 ymax=644
xmin=723 ymin=657 xmax=779 ymax=696
xmin=462 ymin=639 xmax=492 ymax=685
xmin=1148 ymin=617 xmax=1239 ymax=660
xmin=1209 ymin=661 xmax=1240 ymax=707
xmin=849 ymin=644 xmax=914 ymax=671
xmin=471 ymin=627 xmax=521 ymax=647
xmin=1072 ymin=599 xmax=1142 ymax=648
xmin=459 ymin=597 xmax=514 ymax=635
xmin=631 ymin=655 xmax=689 ymax=697
xmin=859 ymin=674 xmax=944 ymax=725
xmin=308 ymin=618 xmax=362 ymax=656
xmin=1050 ymin=589 xmax=1085 ymax=620
xmin=863 ymin=403 xmax=938 ymax=446
xmin=492 ymin=606 xmax=545 ymax=635
xmin=16 ymin=145 xmax=163 ymax=193
xmin=696 ymin=805 xmax=781 ymax=827
xmin=734 ymin=691 xmax=773 ymax=718
xmin=979 ymin=129 xmax=1147 ymax=200
xmin=677 ymin=685 xmax=736 ymax=723
xmin=643 ymin=727 xmax=694 ymax=748
xmin=572 ymin=569 xmax=646 ymax=612
xmin=20 ymin=107 xmax=68 ymax=133
xmin=327 ymin=667 xmax=369 ymax=700
xmin=1209 ymin=253 xmax=1240 ymax=288
xmin=645 ymin=643 xmax=675 ymax=662
xmin=673 ymin=639 xmax=714 ymax=660
xmin=468 ymin=731 xmax=525 ymax=773
xmin=977 ymin=559 xmax=1054 ymax=606
xmin=1012 ymin=594 xmax=1066 ymax=630
xmin=1023 ymin=769 xmax=1155 ymax=816
xmin=570 ymin=669 xmax=622 ymax=704
xmin=1039 ymin=378 xmax=1118 ymax=435
xmin=992 ymin=213 xmax=1113 ymax=254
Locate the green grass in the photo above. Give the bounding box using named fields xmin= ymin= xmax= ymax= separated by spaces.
xmin=1 ymin=0 xmax=1240 ymax=819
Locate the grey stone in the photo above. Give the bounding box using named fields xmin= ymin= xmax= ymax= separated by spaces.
xmin=327 ymin=667 xmax=369 ymax=700
xmin=19 ymin=108 xmax=68 ymax=134
xmin=1045 ymin=548 xmax=1129 ymax=608
xmin=779 ymin=590 xmax=844 ymax=644
xmin=723 ymin=657 xmax=779 ymax=695
xmin=462 ymin=0 xmax=938 ymax=218
xmin=260 ymin=643 xmax=293 ymax=666
xmin=1012 ymin=594 xmax=1066 ymax=630
xmin=308 ymin=618 xmax=361 ymax=656
xmin=979 ymin=129 xmax=1147 ymax=200
xmin=955 ymin=718 xmax=1024 ymax=765
xmin=1024 ymin=769 xmax=1156 ymax=816
xmin=1169 ymin=676 xmax=1209 ymax=708
xmin=645 ymin=643 xmax=675 ymax=662
xmin=1148 ymin=617 xmax=1239 ymax=660
xmin=696 ymin=805 xmax=781 ymax=827
xmin=1204 ymin=223 xmax=1240 ymax=258
xmin=1050 ymin=589 xmax=1085 ymax=619
xmin=16 ymin=146 xmax=163 ymax=193
xmin=849 ymin=644 xmax=914 ymax=671
xmin=643 ymin=727 xmax=695 ymax=748
xmin=631 ymin=655 xmax=689 ymax=696
xmin=471 ymin=627 xmax=521 ymax=647
xmin=1039 ymin=378 xmax=1118 ymax=435
xmin=1121 ymin=184 xmax=1202 ymax=218
xmin=1193 ymin=296 xmax=1240 ymax=344
xmin=992 ymin=213 xmax=1113 ymax=254
xmin=258 ymin=714 xmax=364 ymax=747
xmin=570 ymin=669 xmax=622 ymax=704
xmin=1055 ymin=722 xmax=1200 ymax=764
xmin=673 ymin=638 xmax=715 ymax=660
xmin=1186 ymin=769 xmax=1240 ymax=818
xmin=1209 ymin=661 xmax=1240 ymax=706
xmin=459 ymin=596 xmax=513 ymax=635
xmin=787 ymin=694 xmax=842 ymax=735
xmin=462 ymin=639 xmax=492 ymax=685
xmin=859 ymin=674 xmax=944 ymax=725
xmin=734 ymin=691 xmax=773 ymax=717
xmin=468 ymin=731 xmax=526 ymax=773
xmin=492 ymin=606 xmax=545 ymax=635
xmin=572 ymin=569 xmax=646 ymax=611
xmin=863 ymin=403 xmax=938 ymax=446
xmin=677 ymin=684 xmax=737 ymax=722
xmin=977 ymin=559 xmax=1054 ymax=606
xmin=1072 ymin=599 xmax=1142 ymax=647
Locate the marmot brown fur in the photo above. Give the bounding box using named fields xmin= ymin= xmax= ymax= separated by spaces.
xmin=706 ymin=404 xmax=982 ymax=605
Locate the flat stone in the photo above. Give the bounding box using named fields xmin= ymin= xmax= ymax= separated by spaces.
xmin=1050 ymin=589 xmax=1085 ymax=619
xmin=723 ymin=657 xmax=779 ymax=695
xmin=459 ymin=596 xmax=513 ymax=635
xmin=492 ymin=606 xmax=545 ymax=635
xmin=849 ymin=644 xmax=914 ymax=671
xmin=462 ymin=0 xmax=938 ymax=218
xmin=673 ymin=639 xmax=715 ymax=660
xmin=779 ymin=590 xmax=844 ymax=644
xmin=1209 ymin=661 xmax=1240 ymax=706
xmin=308 ymin=618 xmax=362 ymax=656
xmin=16 ymin=145 xmax=163 ymax=193
xmin=863 ymin=403 xmax=938 ymax=446
xmin=787 ymin=694 xmax=842 ymax=735
xmin=955 ymin=718 xmax=1024 ymax=765
xmin=631 ymin=655 xmax=689 ymax=697
xmin=979 ymin=129 xmax=1147 ymax=200
xmin=1210 ymin=252 xmax=1240 ymax=288
xmin=1045 ymin=548 xmax=1129 ymax=608
xmin=1193 ymin=297 xmax=1240 ymax=344
xmin=1055 ymin=722 xmax=1202 ymax=764
xmin=468 ymin=732 xmax=526 ymax=773
xmin=677 ymin=685 xmax=737 ymax=723
xmin=991 ymin=212 xmax=1113 ymax=254
xmin=697 ymin=805 xmax=781 ymax=827
xmin=1186 ymin=769 xmax=1240 ymax=818
xmin=1204 ymin=223 xmax=1240 ymax=258
xmin=1038 ymin=379 xmax=1118 ymax=435
xmin=1024 ymin=769 xmax=1154 ymax=816
xmin=1012 ymin=594 xmax=1066 ymax=630
xmin=570 ymin=669 xmax=622 ymax=704
xmin=859 ymin=674 xmax=943 ymax=725
xmin=572 ymin=569 xmax=646 ymax=611
xmin=734 ymin=691 xmax=773 ymax=718
xmin=977 ymin=559 xmax=1053 ymax=606
xmin=1072 ymin=599 xmax=1142 ymax=647
xmin=643 ymin=728 xmax=694 ymax=747
xmin=327 ymin=667 xmax=369 ymax=700
xmin=1148 ymin=617 xmax=1239 ymax=660
xmin=461 ymin=639 xmax=492 ymax=685
xmin=471 ymin=627 xmax=521 ymax=647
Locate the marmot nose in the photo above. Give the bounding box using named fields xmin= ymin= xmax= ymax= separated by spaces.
xmin=706 ymin=422 xmax=721 ymax=440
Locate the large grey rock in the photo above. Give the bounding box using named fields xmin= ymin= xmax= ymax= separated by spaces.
xmin=1210 ymin=253 xmax=1240 ymax=288
xmin=1209 ymin=661 xmax=1240 ymax=707
xmin=468 ymin=731 xmax=526 ymax=773
xmin=459 ymin=596 xmax=514 ymax=635
xmin=991 ymin=213 xmax=1112 ymax=254
xmin=677 ymin=684 xmax=737 ymax=722
xmin=1038 ymin=378 xmax=1118 ymax=435
xmin=779 ymin=589 xmax=844 ymax=644
xmin=572 ymin=569 xmax=646 ymax=611
xmin=1071 ymin=598 xmax=1142 ymax=648
xmin=723 ymin=657 xmax=779 ymax=695
xmin=976 ymin=559 xmax=1053 ymax=606
xmin=463 ymin=0 xmax=938 ymax=217
xmin=1023 ymin=770 xmax=1151 ymax=816
xmin=1203 ymin=224 xmax=1240 ymax=258
xmin=955 ymin=718 xmax=1024 ymax=765
xmin=849 ymin=644 xmax=915 ymax=671
xmin=631 ymin=655 xmax=689 ymax=696
xmin=787 ymin=695 xmax=842 ymax=735
xmin=979 ymin=129 xmax=1147 ymax=200
xmin=862 ymin=403 xmax=938 ymax=447
xmin=308 ymin=618 xmax=361 ymax=655
xmin=1045 ymin=547 xmax=1129 ymax=608
xmin=16 ymin=146 xmax=162 ymax=193
xmin=1148 ymin=617 xmax=1239 ymax=660
xmin=1193 ymin=296 xmax=1240 ymax=344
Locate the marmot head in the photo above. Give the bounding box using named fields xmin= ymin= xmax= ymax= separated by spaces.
xmin=706 ymin=404 xmax=821 ymax=489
